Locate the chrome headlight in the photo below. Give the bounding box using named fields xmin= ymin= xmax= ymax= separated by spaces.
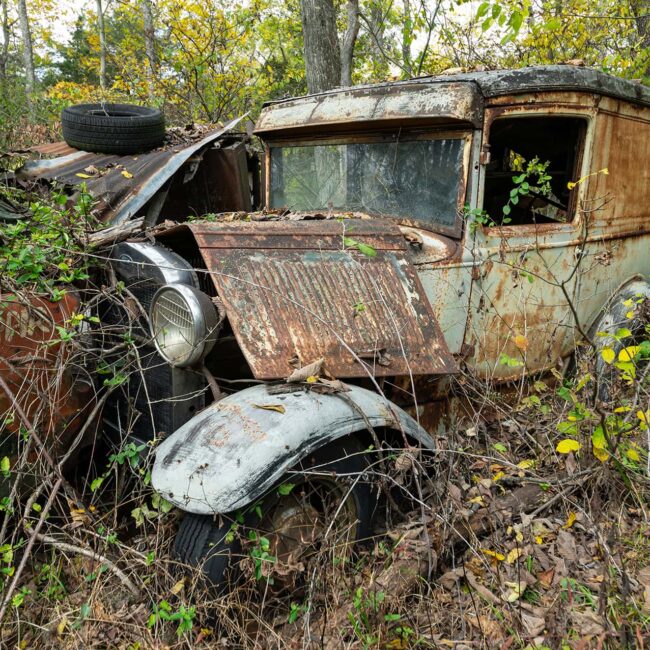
xmin=150 ymin=284 xmax=220 ymax=367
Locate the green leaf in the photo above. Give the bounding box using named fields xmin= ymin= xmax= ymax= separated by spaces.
xmin=502 ymin=204 xmax=511 ymax=216
xmin=476 ymin=1 xmax=491 ymax=18
xmin=509 ymin=10 xmax=524 ymax=34
xmin=277 ymin=483 xmax=295 ymax=496
xmin=356 ymin=242 xmax=377 ymax=257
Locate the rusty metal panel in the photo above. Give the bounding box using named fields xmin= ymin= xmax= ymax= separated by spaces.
xmin=16 ymin=118 xmax=244 ymax=224
xmin=189 ymin=219 xmax=456 ymax=379
xmin=0 ymin=292 xmax=93 ymax=459
xmin=255 ymin=82 xmax=483 ymax=134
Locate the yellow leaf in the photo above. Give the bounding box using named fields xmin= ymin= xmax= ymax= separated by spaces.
xmin=75 ymin=173 xmax=91 ymax=179
xmin=619 ymin=346 xmax=640 ymax=362
xmin=626 ymin=310 xmax=635 ymax=319
xmin=535 ymin=535 xmax=543 ymax=545
xmin=513 ymin=334 xmax=528 ymax=351
xmin=504 ymin=580 xmax=526 ymax=602
xmin=593 ymin=446 xmax=609 ymax=462
xmin=253 ymin=404 xmax=286 ymax=414
xmin=121 ymin=170 xmax=133 ymax=179
xmin=600 ymin=347 xmax=615 ymax=364
xmin=481 ymin=548 xmax=505 ymax=561
xmin=638 ymin=410 xmax=649 ymax=423
xmin=626 ymin=448 xmax=640 ymax=462
xmin=493 ymin=471 xmax=505 ymax=482
xmin=506 ymin=548 xmax=522 ymax=564
xmin=469 ymin=496 xmax=485 ymax=505
xmin=517 ymin=459 xmax=535 ymax=469
xmin=56 ymin=617 xmax=68 ymax=636
xmin=306 ymin=375 xmax=318 ymax=383
xmin=562 ymin=511 xmax=577 ymax=529
xmin=614 ymin=406 xmax=631 ymax=413
xmin=556 ymin=439 xmax=581 ymax=454
xmin=170 ymin=578 xmax=185 ymax=594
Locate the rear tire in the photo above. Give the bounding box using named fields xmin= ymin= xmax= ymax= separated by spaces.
xmin=61 ymin=103 xmax=165 ymax=154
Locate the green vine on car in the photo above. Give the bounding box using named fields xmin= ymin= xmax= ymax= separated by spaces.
xmin=0 ymin=185 xmax=97 ymax=299
xmin=466 ymin=156 xmax=553 ymax=231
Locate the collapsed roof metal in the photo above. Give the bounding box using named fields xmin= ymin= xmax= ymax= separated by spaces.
xmin=15 ymin=116 xmax=244 ymax=224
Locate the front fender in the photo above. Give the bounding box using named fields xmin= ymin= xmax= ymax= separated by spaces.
xmin=151 ymin=383 xmax=435 ymax=515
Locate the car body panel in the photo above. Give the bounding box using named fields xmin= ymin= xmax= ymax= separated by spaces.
xmin=151 ymin=382 xmax=435 ymax=514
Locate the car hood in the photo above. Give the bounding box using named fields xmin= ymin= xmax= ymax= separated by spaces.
xmin=157 ymin=217 xmax=457 ymax=380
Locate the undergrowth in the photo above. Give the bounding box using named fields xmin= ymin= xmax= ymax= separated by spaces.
xmin=0 ymin=186 xmax=647 ymax=649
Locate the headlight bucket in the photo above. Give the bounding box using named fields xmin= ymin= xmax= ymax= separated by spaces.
xmin=150 ymin=284 xmax=220 ymax=367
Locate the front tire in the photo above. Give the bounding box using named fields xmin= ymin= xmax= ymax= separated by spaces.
xmin=173 ymin=437 xmax=376 ymax=588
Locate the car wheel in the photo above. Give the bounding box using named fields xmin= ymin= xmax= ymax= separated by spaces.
xmin=61 ymin=103 xmax=165 ymax=154
xmin=173 ymin=437 xmax=376 ymax=589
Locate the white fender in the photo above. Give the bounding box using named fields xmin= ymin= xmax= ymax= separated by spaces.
xmin=151 ymin=383 xmax=435 ymax=514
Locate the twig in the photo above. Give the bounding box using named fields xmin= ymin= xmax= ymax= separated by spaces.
xmin=31 ymin=532 xmax=140 ymax=597
xmin=0 ymin=477 xmax=62 ymax=622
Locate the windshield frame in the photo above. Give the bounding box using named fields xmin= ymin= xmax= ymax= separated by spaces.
xmin=264 ymin=128 xmax=473 ymax=238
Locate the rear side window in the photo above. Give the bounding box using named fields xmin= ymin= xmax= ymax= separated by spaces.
xmin=483 ymin=116 xmax=587 ymax=226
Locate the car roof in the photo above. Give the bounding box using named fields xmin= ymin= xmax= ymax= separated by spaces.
xmin=262 ymin=65 xmax=650 ymax=109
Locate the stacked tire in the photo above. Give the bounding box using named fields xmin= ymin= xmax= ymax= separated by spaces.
xmin=61 ymin=103 xmax=165 ymax=155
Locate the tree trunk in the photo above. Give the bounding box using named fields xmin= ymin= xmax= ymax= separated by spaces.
xmin=401 ymin=0 xmax=413 ymax=76
xmin=299 ymin=0 xmax=341 ymax=93
xmin=340 ymin=0 xmax=359 ymax=87
xmin=0 ymin=0 xmax=9 ymax=81
xmin=16 ymin=0 xmax=35 ymax=110
xmin=631 ymin=0 xmax=650 ymax=77
xmin=141 ymin=0 xmax=157 ymax=101
xmin=96 ymin=0 xmax=107 ymax=91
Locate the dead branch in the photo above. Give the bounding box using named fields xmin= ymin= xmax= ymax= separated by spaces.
xmin=87 ymin=216 xmax=144 ymax=248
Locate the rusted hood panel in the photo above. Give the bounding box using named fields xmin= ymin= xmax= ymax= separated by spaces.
xmin=184 ymin=219 xmax=457 ymax=379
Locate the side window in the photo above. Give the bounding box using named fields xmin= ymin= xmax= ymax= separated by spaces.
xmin=483 ymin=116 xmax=587 ymax=226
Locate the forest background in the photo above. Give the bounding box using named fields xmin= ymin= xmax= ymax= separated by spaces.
xmin=0 ymin=0 xmax=649 ymax=151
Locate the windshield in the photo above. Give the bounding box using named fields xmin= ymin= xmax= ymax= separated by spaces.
xmin=269 ymin=134 xmax=468 ymax=233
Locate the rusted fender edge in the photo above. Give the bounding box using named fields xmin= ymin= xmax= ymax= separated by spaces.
xmin=151 ymin=384 xmax=435 ymax=515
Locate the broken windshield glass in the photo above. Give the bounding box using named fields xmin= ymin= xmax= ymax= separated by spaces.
xmin=269 ymin=135 xmax=466 ymax=231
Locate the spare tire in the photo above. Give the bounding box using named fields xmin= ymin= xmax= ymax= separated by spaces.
xmin=61 ymin=103 xmax=165 ymax=155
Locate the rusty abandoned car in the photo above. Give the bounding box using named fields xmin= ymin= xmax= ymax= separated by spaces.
xmin=1 ymin=65 xmax=649 ymax=585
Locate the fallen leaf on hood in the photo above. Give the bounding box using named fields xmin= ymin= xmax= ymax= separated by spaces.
xmin=253 ymin=404 xmax=286 ymax=414
xmin=286 ymin=358 xmax=324 ymax=383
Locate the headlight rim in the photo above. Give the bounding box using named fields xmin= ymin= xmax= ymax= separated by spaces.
xmin=150 ymin=283 xmax=220 ymax=367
